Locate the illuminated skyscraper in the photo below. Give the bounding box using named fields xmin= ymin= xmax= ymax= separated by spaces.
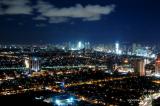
xmin=30 ymin=57 xmax=40 ymax=72
xmin=77 ymin=41 xmax=84 ymax=50
xmin=138 ymin=60 xmax=145 ymax=76
xmin=155 ymin=55 xmax=160 ymax=74
xmin=84 ymin=42 xmax=90 ymax=49
xmin=132 ymin=43 xmax=137 ymax=54
xmin=115 ymin=42 xmax=122 ymax=54
xmin=24 ymin=58 xmax=30 ymax=68
xmin=115 ymin=42 xmax=119 ymax=54
xmin=78 ymin=41 xmax=82 ymax=49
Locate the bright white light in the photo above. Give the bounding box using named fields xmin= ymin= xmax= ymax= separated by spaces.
xmin=151 ymin=54 xmax=156 ymax=59
xmin=70 ymin=97 xmax=73 ymax=102
xmin=34 ymin=58 xmax=38 ymax=61
xmin=116 ymin=42 xmax=119 ymax=47
xmin=25 ymin=59 xmax=29 ymax=68
xmin=67 ymin=97 xmax=74 ymax=103
xmin=115 ymin=42 xmax=119 ymax=54
xmin=71 ymin=48 xmax=76 ymax=50
xmin=154 ymin=73 xmax=160 ymax=78
xmin=78 ymin=41 xmax=82 ymax=49
xmin=107 ymin=50 xmax=112 ymax=53
xmin=55 ymin=99 xmax=61 ymax=105
xmin=118 ymin=50 xmax=122 ymax=55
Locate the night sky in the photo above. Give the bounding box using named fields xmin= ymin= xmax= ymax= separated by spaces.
xmin=0 ymin=0 xmax=160 ymax=44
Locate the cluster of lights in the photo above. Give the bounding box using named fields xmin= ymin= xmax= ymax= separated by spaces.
xmin=70 ymin=41 xmax=85 ymax=50
xmin=54 ymin=97 xmax=74 ymax=106
xmin=153 ymin=73 xmax=160 ymax=78
xmin=115 ymin=42 xmax=122 ymax=55
xmin=31 ymin=57 xmax=40 ymax=72
xmin=24 ymin=59 xmax=29 ymax=68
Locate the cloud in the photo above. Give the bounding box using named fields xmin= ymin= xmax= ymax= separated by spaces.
xmin=36 ymin=1 xmax=115 ymax=23
xmin=0 ymin=7 xmax=3 ymax=15
xmin=33 ymin=16 xmax=47 ymax=21
xmin=49 ymin=17 xmax=69 ymax=23
xmin=83 ymin=15 xmax=101 ymax=21
xmin=0 ymin=0 xmax=33 ymax=15
xmin=0 ymin=0 xmax=29 ymax=5
xmin=0 ymin=0 xmax=115 ymax=23
xmin=5 ymin=6 xmax=32 ymax=15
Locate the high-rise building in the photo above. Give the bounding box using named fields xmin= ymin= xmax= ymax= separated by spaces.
xmin=115 ymin=42 xmax=122 ymax=55
xmin=139 ymin=60 xmax=145 ymax=76
xmin=84 ymin=42 xmax=91 ymax=49
xmin=77 ymin=41 xmax=84 ymax=50
xmin=30 ymin=57 xmax=40 ymax=72
xmin=115 ymin=42 xmax=119 ymax=54
xmin=132 ymin=43 xmax=137 ymax=54
xmin=24 ymin=58 xmax=30 ymax=69
xmin=155 ymin=55 xmax=160 ymax=74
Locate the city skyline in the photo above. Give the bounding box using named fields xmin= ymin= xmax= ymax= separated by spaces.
xmin=1 ymin=1 xmax=160 ymax=105
xmin=0 ymin=0 xmax=160 ymax=43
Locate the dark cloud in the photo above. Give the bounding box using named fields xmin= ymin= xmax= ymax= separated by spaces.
xmin=0 ymin=0 xmax=33 ymax=15
xmin=0 ymin=0 xmax=115 ymax=23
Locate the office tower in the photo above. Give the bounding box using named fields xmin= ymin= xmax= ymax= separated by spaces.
xmin=30 ymin=57 xmax=40 ymax=72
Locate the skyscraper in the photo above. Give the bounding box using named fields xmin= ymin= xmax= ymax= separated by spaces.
xmin=115 ymin=42 xmax=119 ymax=54
xmin=155 ymin=55 xmax=160 ymax=74
xmin=115 ymin=42 xmax=122 ymax=55
xmin=138 ymin=60 xmax=145 ymax=76
xmin=30 ymin=57 xmax=40 ymax=72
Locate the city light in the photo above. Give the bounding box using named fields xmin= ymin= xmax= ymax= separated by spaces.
xmin=24 ymin=59 xmax=29 ymax=68
xmin=78 ymin=41 xmax=82 ymax=49
xmin=0 ymin=0 xmax=160 ymax=105
xmin=115 ymin=42 xmax=121 ymax=55
xmin=54 ymin=97 xmax=74 ymax=105
xmin=153 ymin=73 xmax=160 ymax=78
xmin=77 ymin=41 xmax=84 ymax=50
xmin=30 ymin=57 xmax=40 ymax=72
xmin=115 ymin=42 xmax=119 ymax=53
xmin=34 ymin=58 xmax=38 ymax=61
xmin=55 ymin=99 xmax=61 ymax=105
xmin=151 ymin=54 xmax=156 ymax=59
xmin=67 ymin=97 xmax=74 ymax=103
